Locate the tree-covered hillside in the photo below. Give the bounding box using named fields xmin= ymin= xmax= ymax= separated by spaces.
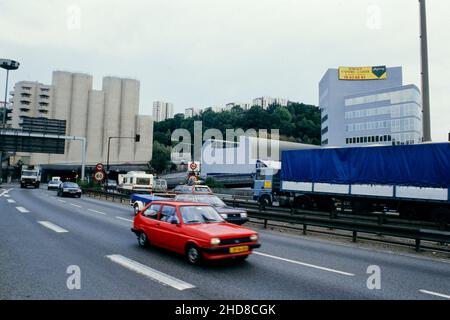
xmin=153 ymin=103 xmax=321 ymax=146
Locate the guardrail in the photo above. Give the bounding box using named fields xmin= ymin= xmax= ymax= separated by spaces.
xmin=84 ymin=188 xmax=450 ymax=253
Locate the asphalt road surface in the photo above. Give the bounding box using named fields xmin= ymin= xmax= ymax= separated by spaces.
xmin=1 ymin=184 xmax=450 ymax=300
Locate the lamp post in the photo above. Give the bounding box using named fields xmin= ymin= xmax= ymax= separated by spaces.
xmin=0 ymin=59 xmax=20 ymax=127
xmin=0 ymin=59 xmax=19 ymax=185
xmin=106 ymin=134 xmax=141 ymax=174
xmin=419 ymin=0 xmax=431 ymax=141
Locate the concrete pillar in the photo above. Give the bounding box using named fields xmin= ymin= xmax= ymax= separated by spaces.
xmin=119 ymin=79 xmax=140 ymax=162
xmin=134 ymin=115 xmax=153 ymax=163
xmin=102 ymin=77 xmax=122 ymax=165
xmin=66 ymin=73 xmax=92 ymax=163
xmin=86 ymin=90 xmax=105 ymax=164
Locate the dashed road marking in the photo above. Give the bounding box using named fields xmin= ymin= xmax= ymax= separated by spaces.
xmin=70 ymin=203 xmax=82 ymax=208
xmin=37 ymin=221 xmax=69 ymax=233
xmin=57 ymin=199 xmax=66 ymax=203
xmin=106 ymin=254 xmax=195 ymax=291
xmin=116 ymin=216 xmax=134 ymax=223
xmin=87 ymin=208 xmax=106 ymax=215
xmin=253 ymin=251 xmax=355 ymax=276
xmin=16 ymin=207 xmax=30 ymax=213
xmin=7 ymin=199 xmax=16 ymax=203
xmin=0 ymin=188 xmax=13 ymax=197
xmin=419 ymin=289 xmax=450 ymax=300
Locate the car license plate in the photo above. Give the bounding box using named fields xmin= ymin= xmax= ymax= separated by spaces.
xmin=229 ymin=246 xmax=249 ymax=253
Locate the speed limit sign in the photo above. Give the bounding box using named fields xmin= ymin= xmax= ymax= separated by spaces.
xmin=93 ymin=171 xmax=105 ymax=183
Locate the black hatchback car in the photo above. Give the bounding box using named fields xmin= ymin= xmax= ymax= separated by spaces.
xmin=174 ymin=194 xmax=249 ymax=225
xmin=57 ymin=182 xmax=82 ymax=198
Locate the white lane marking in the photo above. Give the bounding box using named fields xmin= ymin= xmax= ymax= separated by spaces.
xmin=87 ymin=208 xmax=106 ymax=215
xmin=253 ymin=251 xmax=355 ymax=276
xmin=37 ymin=221 xmax=69 ymax=233
xmin=16 ymin=207 xmax=30 ymax=213
xmin=0 ymin=188 xmax=13 ymax=197
xmin=70 ymin=203 xmax=82 ymax=208
xmin=419 ymin=289 xmax=450 ymax=300
xmin=57 ymin=199 xmax=66 ymax=203
xmin=106 ymin=254 xmax=195 ymax=291
xmin=4 ymin=194 xmax=10 ymax=198
xmin=116 ymin=216 xmax=133 ymax=223
xmin=7 ymin=199 xmax=16 ymax=203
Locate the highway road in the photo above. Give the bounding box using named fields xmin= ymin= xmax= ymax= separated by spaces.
xmin=1 ymin=183 xmax=450 ymax=300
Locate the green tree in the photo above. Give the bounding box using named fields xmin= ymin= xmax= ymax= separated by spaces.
xmin=149 ymin=142 xmax=172 ymax=174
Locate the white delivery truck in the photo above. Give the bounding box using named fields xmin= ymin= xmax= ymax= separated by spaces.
xmin=20 ymin=166 xmax=41 ymax=189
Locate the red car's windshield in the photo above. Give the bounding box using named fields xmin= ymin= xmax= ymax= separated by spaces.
xmin=179 ymin=206 xmax=224 ymax=224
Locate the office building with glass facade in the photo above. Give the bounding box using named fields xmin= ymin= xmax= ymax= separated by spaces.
xmin=319 ymin=67 xmax=423 ymax=147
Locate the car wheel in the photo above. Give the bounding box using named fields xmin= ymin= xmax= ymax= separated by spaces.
xmin=186 ymin=245 xmax=202 ymax=265
xmin=137 ymin=232 xmax=149 ymax=248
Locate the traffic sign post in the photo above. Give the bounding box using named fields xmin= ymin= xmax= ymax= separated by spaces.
xmin=93 ymin=170 xmax=105 ymax=183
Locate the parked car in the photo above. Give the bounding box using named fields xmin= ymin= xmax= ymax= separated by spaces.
xmin=47 ymin=180 xmax=62 ymax=190
xmin=57 ymin=182 xmax=82 ymax=198
xmin=105 ymin=179 xmax=118 ymax=192
xmin=131 ymin=201 xmax=260 ymax=265
xmin=174 ymin=194 xmax=248 ymax=225
xmin=173 ymin=184 xmax=212 ymax=194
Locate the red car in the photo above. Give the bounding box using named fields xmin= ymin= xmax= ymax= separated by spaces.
xmin=131 ymin=201 xmax=261 ymax=264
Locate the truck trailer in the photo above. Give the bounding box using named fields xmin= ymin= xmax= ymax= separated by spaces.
xmin=253 ymin=143 xmax=450 ymax=223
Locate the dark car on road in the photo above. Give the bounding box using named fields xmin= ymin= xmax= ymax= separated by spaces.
xmin=57 ymin=182 xmax=82 ymax=198
xmin=174 ymin=194 xmax=249 ymax=225
xmin=173 ymin=184 xmax=212 ymax=194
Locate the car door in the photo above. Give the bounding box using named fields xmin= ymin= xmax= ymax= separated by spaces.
xmin=140 ymin=204 xmax=162 ymax=245
xmin=156 ymin=205 xmax=185 ymax=253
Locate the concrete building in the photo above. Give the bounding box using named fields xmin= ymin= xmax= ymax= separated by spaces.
xmin=225 ymin=102 xmax=253 ymax=111
xmin=185 ymin=107 xmax=201 ymax=118
xmin=252 ymin=97 xmax=288 ymax=109
xmin=9 ymin=81 xmax=54 ymax=128
xmin=9 ymin=71 xmax=153 ymax=167
xmin=319 ymin=67 xmax=423 ymax=147
xmin=153 ymin=101 xmax=174 ymax=122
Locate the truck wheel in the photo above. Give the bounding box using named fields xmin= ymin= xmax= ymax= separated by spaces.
xmin=259 ymin=195 xmax=272 ymax=208
xmin=294 ymin=195 xmax=312 ymax=210
xmin=431 ymin=207 xmax=450 ymax=225
xmin=399 ymin=205 xmax=417 ymax=220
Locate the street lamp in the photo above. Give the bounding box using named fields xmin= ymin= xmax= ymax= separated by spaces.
xmin=419 ymin=0 xmax=431 ymax=141
xmin=0 ymin=59 xmax=19 ymax=185
xmin=106 ymin=134 xmax=141 ymax=172
xmin=0 ymin=59 xmax=20 ymax=127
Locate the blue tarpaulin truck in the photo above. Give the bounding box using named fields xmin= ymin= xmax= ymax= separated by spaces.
xmin=253 ymin=143 xmax=450 ymax=222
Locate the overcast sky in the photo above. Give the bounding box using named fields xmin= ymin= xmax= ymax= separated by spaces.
xmin=0 ymin=0 xmax=449 ymax=141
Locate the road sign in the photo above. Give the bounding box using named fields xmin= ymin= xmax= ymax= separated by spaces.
xmin=188 ymin=161 xmax=200 ymax=172
xmin=93 ymin=171 xmax=105 ymax=183
xmin=95 ymin=163 xmax=104 ymax=172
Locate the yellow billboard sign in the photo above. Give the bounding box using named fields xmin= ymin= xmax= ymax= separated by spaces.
xmin=339 ymin=66 xmax=387 ymax=80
